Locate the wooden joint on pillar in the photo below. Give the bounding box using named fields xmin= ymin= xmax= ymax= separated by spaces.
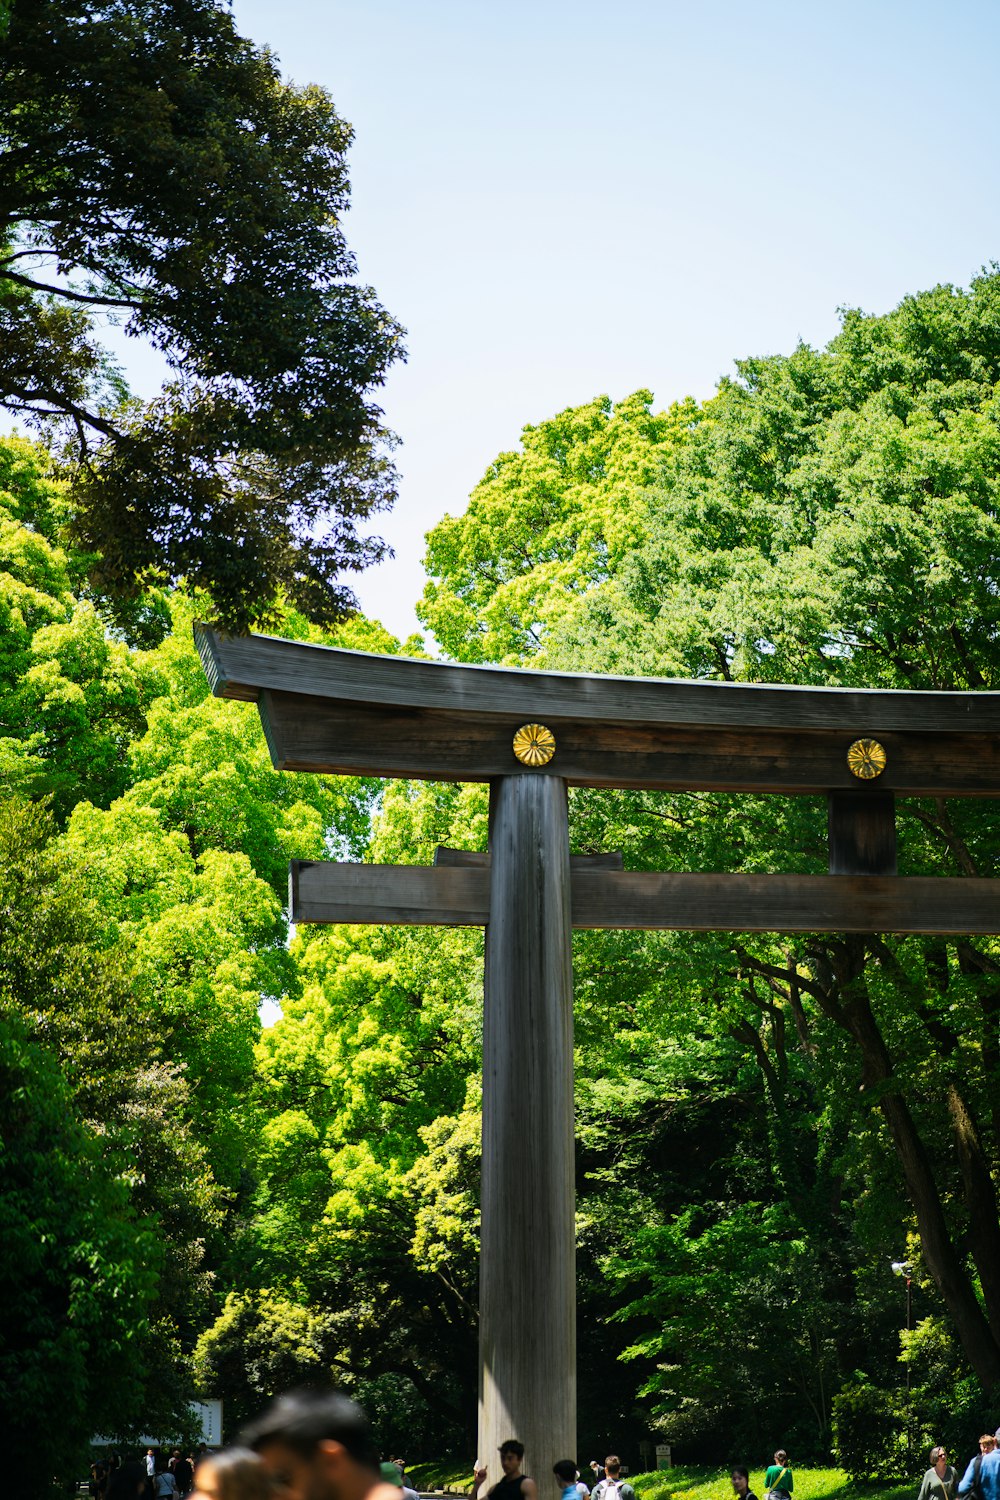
xmin=828 ymin=790 xmax=897 ymax=875
xmin=434 ymin=845 xmax=624 ymax=870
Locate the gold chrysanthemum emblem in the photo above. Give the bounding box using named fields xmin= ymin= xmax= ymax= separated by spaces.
xmin=847 ymin=738 xmax=887 ymax=780
xmin=512 ymin=723 xmax=556 ymax=767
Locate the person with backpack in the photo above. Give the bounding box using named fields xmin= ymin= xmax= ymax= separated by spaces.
xmin=763 ymin=1452 xmax=792 ymax=1500
xmin=590 ymin=1457 xmax=635 ymax=1500
xmin=958 ymin=1436 xmax=1000 ymax=1500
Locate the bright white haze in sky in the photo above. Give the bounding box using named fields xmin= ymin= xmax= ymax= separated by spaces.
xmin=125 ymin=0 xmax=1000 ymax=643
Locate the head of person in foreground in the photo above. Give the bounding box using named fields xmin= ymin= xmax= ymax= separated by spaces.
xmin=241 ymin=1387 xmax=394 ymax=1500
xmin=192 ymin=1449 xmax=272 ymax=1500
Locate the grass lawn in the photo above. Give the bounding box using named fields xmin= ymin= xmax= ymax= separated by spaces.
xmin=406 ymin=1461 xmax=478 ymax=1492
xmin=406 ymin=1466 xmax=913 ymax=1500
xmin=632 ymin=1470 xmax=911 ymax=1500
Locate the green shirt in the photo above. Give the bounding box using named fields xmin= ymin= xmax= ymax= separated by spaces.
xmin=764 ymin=1467 xmax=793 ymax=1495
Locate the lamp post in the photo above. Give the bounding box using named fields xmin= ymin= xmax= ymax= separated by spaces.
xmin=891 ymin=1261 xmax=913 ymax=1466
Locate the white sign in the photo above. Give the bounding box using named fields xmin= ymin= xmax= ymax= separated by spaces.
xmin=655 ymin=1445 xmax=672 ymax=1471
xmin=92 ymin=1399 xmax=223 ymax=1451
xmin=191 ymin=1400 xmax=224 ymax=1447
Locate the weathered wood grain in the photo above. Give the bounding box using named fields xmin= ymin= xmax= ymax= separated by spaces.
xmin=195 ymin=623 xmax=1000 ymax=733
xmin=479 ymin=775 xmax=575 ymax=1483
xmin=290 ymin=859 xmax=490 ymax=925
xmin=433 ymin=846 xmax=625 ymax=869
xmin=828 ymin=791 xmax=897 ymax=874
xmin=261 ymin=690 xmax=1000 ymax=796
xmin=569 ymin=870 xmax=1000 ymax=934
xmin=290 ymin=861 xmax=1000 ymax=934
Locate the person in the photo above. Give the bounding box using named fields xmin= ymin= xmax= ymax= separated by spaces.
xmin=191 ymin=1448 xmax=272 ymax=1500
xmin=553 ymin=1461 xmax=580 ymax=1500
xmin=574 ymin=1472 xmax=590 ymax=1500
xmin=958 ymin=1437 xmax=1000 ymax=1500
xmin=763 ymin=1453 xmax=792 ymax=1500
xmin=590 ymin=1457 xmax=635 ymax=1500
xmin=916 ymin=1446 xmax=956 ymax=1500
xmin=731 ymin=1467 xmax=759 ymax=1500
xmin=588 ymin=1467 xmax=604 ymax=1488
xmin=473 ymin=1441 xmax=537 ymax=1500
xmin=241 ymin=1386 xmax=407 ymax=1500
xmin=155 ymin=1459 xmax=180 ymax=1500
xmin=174 ymin=1454 xmax=195 ymax=1498
xmin=380 ymin=1460 xmax=420 ymax=1500
xmin=108 ymin=1463 xmax=148 ymax=1500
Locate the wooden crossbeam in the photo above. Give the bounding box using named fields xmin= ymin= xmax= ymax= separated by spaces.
xmin=290 ymin=860 xmax=1000 ymax=935
xmin=258 ymin=691 xmax=1000 ymax=797
xmin=196 ymin=626 xmax=1000 ymax=798
xmin=196 ymin=626 xmax=1000 ymax=732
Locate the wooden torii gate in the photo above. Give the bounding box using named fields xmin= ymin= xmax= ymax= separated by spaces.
xmin=195 ymin=625 xmax=1000 ymax=1479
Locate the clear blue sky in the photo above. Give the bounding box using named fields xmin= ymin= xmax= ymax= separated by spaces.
xmin=210 ymin=3 xmax=1000 ymax=637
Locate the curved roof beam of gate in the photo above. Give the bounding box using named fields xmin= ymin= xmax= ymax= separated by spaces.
xmin=194 ymin=625 xmax=1000 ymax=734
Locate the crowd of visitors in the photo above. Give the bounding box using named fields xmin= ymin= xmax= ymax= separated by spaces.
xmin=84 ymin=1395 xmax=1000 ymax=1500
xmin=90 ymin=1443 xmax=209 ymax=1499
xmin=917 ymin=1432 xmax=1000 ymax=1500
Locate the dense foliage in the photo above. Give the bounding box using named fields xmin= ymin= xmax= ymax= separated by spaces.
xmin=418 ymin=268 xmax=1000 ymax=1460
xmin=4 ymin=270 xmax=1000 ymax=1493
xmin=0 ymin=0 xmax=403 ymax=630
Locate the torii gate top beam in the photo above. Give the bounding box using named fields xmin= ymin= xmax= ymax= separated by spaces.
xmin=195 ymin=626 xmax=1000 ymax=797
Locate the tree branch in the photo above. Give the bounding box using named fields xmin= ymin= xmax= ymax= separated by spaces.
xmin=1 ymin=266 xmax=140 ymax=309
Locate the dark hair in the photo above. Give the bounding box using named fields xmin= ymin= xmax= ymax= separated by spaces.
xmin=732 ymin=1469 xmax=749 ymax=1483
xmin=605 ymin=1459 xmax=621 ymax=1475
xmin=107 ymin=1462 xmax=147 ymax=1500
xmin=500 ymin=1442 xmax=525 ymax=1460
xmin=195 ymin=1450 xmax=272 ymax=1500
xmin=774 ymin=1453 xmax=788 ymax=1466
xmin=240 ymin=1387 xmax=379 ymax=1468
xmin=553 ymin=1461 xmax=578 ymax=1482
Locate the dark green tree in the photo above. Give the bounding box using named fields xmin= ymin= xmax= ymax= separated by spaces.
xmin=0 ymin=1014 xmax=161 ymax=1499
xmin=1 ymin=0 xmax=404 ymax=630
xmin=0 ymin=796 xmax=207 ymax=1492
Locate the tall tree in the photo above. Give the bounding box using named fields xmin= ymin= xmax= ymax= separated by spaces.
xmin=1 ymin=0 xmax=404 ymax=630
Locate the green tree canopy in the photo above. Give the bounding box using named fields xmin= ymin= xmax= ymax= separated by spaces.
xmin=0 ymin=434 xmax=152 ymax=814
xmin=418 ymin=390 xmax=701 ymax=663
xmin=416 ymin=270 xmax=1000 ymax=1434
xmin=1 ymin=0 xmax=404 ymax=630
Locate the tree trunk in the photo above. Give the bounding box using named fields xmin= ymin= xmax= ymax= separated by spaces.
xmin=839 ymin=979 xmax=1000 ymax=1389
xmin=945 ymin=1082 xmax=1000 ymax=1339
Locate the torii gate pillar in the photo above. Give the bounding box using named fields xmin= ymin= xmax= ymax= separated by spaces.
xmin=481 ymin=774 xmax=575 ymax=1476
